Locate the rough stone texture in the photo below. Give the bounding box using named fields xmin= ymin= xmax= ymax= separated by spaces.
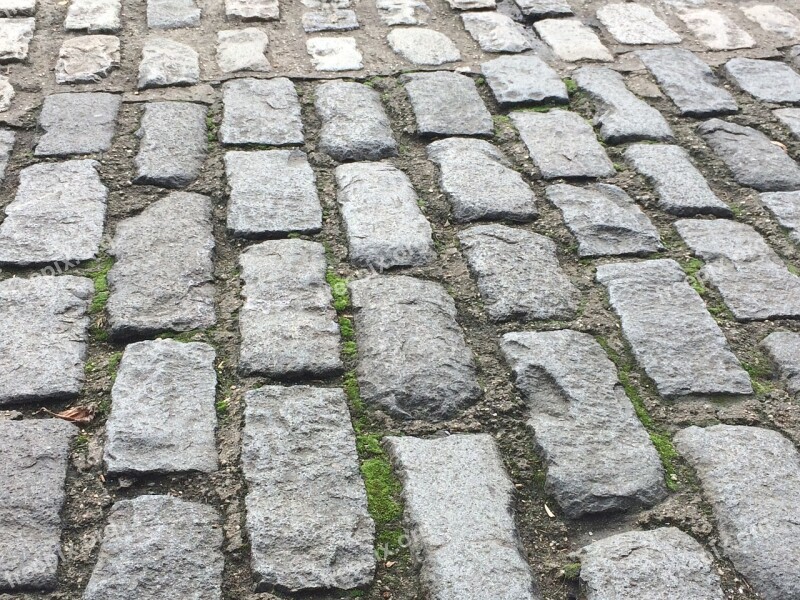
xmin=0 ymin=276 xmax=92 ymax=405
xmin=596 ymin=259 xmax=752 ymax=398
xmin=220 ymin=78 xmax=302 ymax=145
xmin=459 ymin=224 xmax=580 ymax=321
xmin=238 ymin=240 xmax=342 ymax=378
xmin=427 ymin=137 xmax=538 ymax=222
xmin=742 ymin=5 xmax=800 ymax=41
xmin=302 ymin=9 xmax=358 ymax=32
xmin=225 ymin=150 xmax=321 ymax=237
xmin=0 ymin=0 xmax=35 ymax=16
xmin=793 ymin=45 xmax=800 ymax=69
xmin=107 ymin=192 xmax=216 ymax=338
xmin=724 ymin=57 xmax=800 ymax=103
xmin=677 ymin=9 xmax=755 ymax=50
xmin=501 ymin=330 xmax=666 ymax=518
xmin=774 ymin=107 xmax=800 ymax=139
xmin=461 ymin=12 xmax=532 ymax=53
xmin=137 ymin=37 xmax=199 ymax=88
xmin=403 ymin=71 xmax=492 ymax=136
xmin=760 ymin=190 xmax=800 ymax=243
xmin=624 ymin=143 xmax=732 ymax=216
xmin=349 ymin=275 xmax=481 ymax=420
xmin=763 ymin=331 xmax=800 ymax=394
xmin=133 ymin=101 xmax=207 ymax=188
xmin=573 ymin=66 xmax=672 ymax=143
xmin=0 ymin=419 xmax=76 ymax=591
xmin=376 ymin=0 xmax=430 ymax=25
xmin=104 ymin=339 xmax=218 ymax=475
xmin=65 ymin=0 xmax=121 ymax=33
xmin=335 ymin=162 xmax=434 ymax=269
xmin=674 ymin=425 xmax=800 ymax=600
xmin=216 ymin=28 xmax=270 ymax=73
xmin=577 ymin=528 xmax=724 ymax=600
xmin=546 ymin=183 xmax=662 ymax=257
xmin=698 ymin=118 xmax=800 ymax=192
xmin=387 ymin=27 xmax=460 ymax=65
xmin=533 ymin=19 xmax=612 ymax=62
xmin=481 ymin=54 xmax=567 ymax=106
xmin=637 ymin=48 xmax=738 ymax=117
xmin=56 ymin=35 xmax=120 ymax=83
xmin=444 ymin=0 xmax=493 ymax=9
xmin=0 ymin=74 xmax=12 ymax=111
xmin=242 ymin=386 xmax=375 ymax=592
xmin=511 ymin=109 xmax=615 ymax=179
xmin=147 ymin=0 xmax=200 ymax=29
xmin=597 ymin=3 xmax=681 ymax=45
xmin=306 ymin=36 xmax=362 ymax=71
xmin=35 ymin=92 xmax=120 ymax=156
xmin=0 ymin=160 xmax=107 ymax=265
xmin=385 ymin=434 xmax=539 ymax=600
xmin=0 ymin=128 xmax=14 ymax=180
xmin=225 ymin=0 xmax=278 ymax=20
xmin=83 ymin=496 xmax=224 ymax=600
xmin=0 ymin=17 xmax=33 ymax=62
xmin=513 ymin=0 xmax=571 ymax=19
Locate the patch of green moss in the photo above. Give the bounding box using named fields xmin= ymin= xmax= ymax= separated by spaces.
xmin=86 ymin=256 xmax=113 ymax=315
xmin=562 ymin=562 xmax=581 ymax=581
xmin=343 ymin=340 xmax=358 ymax=357
xmin=326 ymin=270 xmax=350 ymax=311
xmin=563 ymin=77 xmax=578 ymax=95
xmin=681 ymin=257 xmax=707 ymax=296
xmin=107 ymin=352 xmax=123 ymax=383
xmin=361 ymin=457 xmax=403 ymax=525
xmin=742 ymin=360 xmax=774 ymax=395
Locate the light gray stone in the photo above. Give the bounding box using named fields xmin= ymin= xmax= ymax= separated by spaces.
xmin=0 ymin=74 xmax=12 ymax=111
xmin=220 ymin=78 xmax=302 ymax=146
xmin=56 ymin=35 xmax=120 ymax=84
xmin=596 ymin=259 xmax=752 ymax=398
xmin=793 ymin=45 xmax=800 ymax=69
xmin=238 ymin=240 xmax=342 ymax=378
xmin=35 ymin=92 xmax=120 ymax=156
xmin=0 ymin=160 xmax=107 ymax=266
xmin=225 ymin=0 xmax=277 ymax=19
xmin=107 ymin=192 xmax=216 ymax=338
xmin=306 ymin=36 xmax=362 ymax=71
xmin=350 ymin=275 xmax=481 ymax=420
xmin=444 ymin=0 xmax=493 ymax=9
xmin=501 ymin=330 xmax=666 ymax=517
xmin=0 ymin=276 xmax=93 ymax=404
xmin=146 ymin=0 xmax=200 ymax=28
xmin=774 ymin=107 xmax=800 ymax=139
xmin=742 ymin=5 xmax=800 ymax=41
xmin=83 ymin=496 xmax=223 ymax=600
xmin=534 ymin=19 xmax=612 ymax=62
xmin=513 ymin=0 xmax=571 ymax=19
xmin=376 ymin=0 xmax=429 ymax=26
xmin=302 ymin=9 xmax=358 ymax=32
xmin=0 ymin=17 xmax=33 ymax=62
xmin=335 ymin=162 xmax=434 ymax=269
xmin=104 ymin=339 xmax=218 ymax=475
xmin=724 ymin=57 xmax=800 ymax=103
xmin=762 ymin=331 xmax=800 ymax=394
xmin=0 ymin=128 xmax=13 ymax=180
xmin=674 ymin=425 xmax=800 ymax=600
xmin=0 ymin=0 xmax=35 ymax=17
xmin=481 ymin=54 xmax=567 ymax=106
xmin=677 ymin=9 xmax=755 ymax=50
xmin=388 ymin=27 xmax=460 ymax=65
xmin=597 ymin=3 xmax=681 ymax=45
xmin=137 ymin=37 xmax=199 ymax=89
xmin=65 ymin=0 xmax=121 ymax=32
xmin=216 ymin=28 xmax=270 ymax=73
xmin=385 ymin=434 xmax=539 ymax=599
xmin=760 ymin=190 xmax=800 ymax=243
xmin=403 ymin=71 xmax=492 ymax=136
xmin=242 ymin=386 xmax=375 ymax=592
xmin=461 ymin=12 xmax=532 ymax=53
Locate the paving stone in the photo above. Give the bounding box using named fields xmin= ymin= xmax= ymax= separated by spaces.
xmin=242 ymin=386 xmax=375 ymax=592
xmin=104 ymin=339 xmax=218 ymax=475
xmin=742 ymin=5 xmax=800 ymax=41
xmin=385 ymin=434 xmax=539 ymax=599
xmin=83 ymin=496 xmax=223 ymax=600
xmin=0 ymin=74 xmax=12 ymax=111
xmin=0 ymin=0 xmax=35 ymax=17
xmin=512 ymin=0 xmax=571 ymax=19
xmin=387 ymin=27 xmax=460 ymax=65
xmin=444 ymin=0 xmax=493 ymax=9
xmin=677 ymin=9 xmax=755 ymax=50
xmin=349 ymin=275 xmax=480 ymax=420
xmin=137 ymin=37 xmax=199 ymax=88
xmin=577 ymin=527 xmax=725 ymax=600
xmin=306 ymin=36 xmax=362 ymax=71
xmin=501 ymin=330 xmax=666 ymax=517
xmin=0 ymin=160 xmax=107 ymax=265
xmin=133 ymin=101 xmax=207 ymax=187
xmin=303 ymin=0 xmax=350 ymax=7
xmin=0 ymin=276 xmax=92 ymax=404
xmin=55 ymin=35 xmax=120 ymax=83
xmin=775 ymin=107 xmax=800 ymax=139
xmin=216 ymin=27 xmax=269 ymax=72
xmin=637 ymin=48 xmax=738 ymax=117
xmin=220 ymin=78 xmax=302 ymax=146
xmin=0 ymin=419 xmax=76 ymax=590
xmin=302 ymin=9 xmax=358 ymax=32
xmin=511 ymin=109 xmax=615 ymax=179
xmin=762 ymin=331 xmax=800 ymax=394
xmin=0 ymin=17 xmax=33 ymax=62
xmin=0 ymin=128 xmax=13 ymax=180
xmin=147 ymin=0 xmax=199 ymax=28
xmin=481 ymin=54 xmax=567 ymax=106
xmin=674 ymin=425 xmax=800 ymax=600
xmin=225 ymin=150 xmax=321 ymax=236
xmin=461 ymin=12 xmax=532 ymax=53
xmin=793 ymin=45 xmax=800 ymax=69
xmin=624 ymin=143 xmax=732 ymax=216
xmin=35 ymin=92 xmax=120 ymax=156
xmin=760 ymin=190 xmax=800 ymax=242
xmin=335 ymin=162 xmax=434 ymax=269
xmin=596 ymin=259 xmax=752 ymax=398
xmin=225 ymin=0 xmax=278 ymax=20
xmin=698 ymin=118 xmax=800 ymax=192
xmin=238 ymin=240 xmax=342 ymax=378
xmin=597 ymin=3 xmax=681 ymax=45
xmin=546 ymin=183 xmax=662 ymax=257
xmin=574 ymin=66 xmax=672 ymax=143
xmin=403 ymin=71 xmax=492 ymax=136
xmin=724 ymin=57 xmax=800 ymax=103
xmin=533 ymin=18 xmax=612 ymax=62
xmin=65 ymin=0 xmax=121 ymax=32
xmin=107 ymin=192 xmax=216 ymax=338
xmin=376 ymin=0 xmax=430 ymax=25
xmin=427 ymin=137 xmax=537 ymax=222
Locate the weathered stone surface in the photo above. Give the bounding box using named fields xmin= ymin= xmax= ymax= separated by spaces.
xmin=385 ymin=434 xmax=539 ymax=599
xmin=742 ymin=5 xmax=800 ymax=41
xmin=242 ymin=386 xmax=375 ymax=591
xmin=511 ymin=109 xmax=615 ymax=179
xmin=461 ymin=12 xmax=532 ymax=53
xmin=107 ymin=192 xmax=216 ymax=338
xmin=678 ymin=9 xmax=755 ymax=50
xmin=0 ymin=160 xmax=107 ymax=265
xmin=137 ymin=37 xmax=199 ymax=88
xmin=56 ymin=35 xmax=120 ymax=83
xmin=238 ymin=240 xmax=342 ymax=378
xmin=698 ymin=118 xmax=800 ymax=192
xmin=596 ymin=259 xmax=752 ymax=398
xmin=675 ymin=425 xmax=800 ymax=600
xmin=501 ymin=330 xmax=666 ymax=517
xmin=578 ymin=528 xmax=724 ymax=600
xmin=546 ymin=183 xmax=662 ymax=257
xmin=0 ymin=419 xmax=76 ymax=590
xmin=775 ymin=107 xmax=800 ymax=139
xmin=350 ymin=275 xmax=480 ymax=420
xmin=534 ymin=19 xmax=612 ymax=62
xmin=225 ymin=0 xmax=278 ymax=20
xmin=134 ymin=101 xmax=207 ymax=187
xmin=387 ymin=27 xmax=460 ymax=65
xmin=220 ymin=78 xmax=302 ymax=146
xmin=0 ymin=74 xmax=12 ymax=111
xmin=513 ymin=0 xmax=571 ymax=19
xmin=573 ymin=66 xmax=672 ymax=143
xmin=793 ymin=45 xmax=800 ymax=69
xmin=763 ymin=331 xmax=800 ymax=394
xmin=335 ymin=162 xmax=434 ymax=269
xmin=760 ymin=190 xmax=800 ymax=242
xmin=302 ymin=9 xmax=358 ymax=32
xmin=35 ymin=92 xmax=120 ymax=156
xmin=306 ymin=36 xmax=362 ymax=71
xmin=0 ymin=128 xmax=14 ymax=180
xmin=216 ymin=28 xmax=270 ymax=72
xmin=105 ymin=339 xmax=218 ymax=475
xmin=0 ymin=0 xmax=35 ymax=17
xmin=597 ymin=3 xmax=681 ymax=45
xmin=376 ymin=0 xmax=429 ymax=25
xmin=83 ymin=496 xmax=224 ymax=600
xmin=625 ymin=144 xmax=732 ymax=216
xmin=65 ymin=0 xmax=121 ymax=33
xmin=481 ymin=54 xmax=567 ymax=106
xmin=147 ymin=0 xmax=200 ymax=28
xmin=0 ymin=17 xmax=33 ymax=62
xmin=724 ymin=57 xmax=800 ymax=103
xmin=226 ymin=150 xmax=321 ymax=236
xmin=0 ymin=276 xmax=92 ymax=404
xmin=637 ymin=48 xmax=737 ymax=117
xmin=444 ymin=0 xmax=492 ymax=9
xmin=427 ymin=137 xmax=537 ymax=222
xmin=403 ymin=71 xmax=492 ymax=136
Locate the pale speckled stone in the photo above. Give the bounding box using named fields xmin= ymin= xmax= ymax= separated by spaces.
xmin=306 ymin=36 xmax=362 ymax=71
xmin=481 ymin=54 xmax=567 ymax=106
xmin=0 ymin=74 xmax=12 ymax=111
xmin=388 ymin=27 xmax=460 ymax=65
xmin=760 ymin=190 xmax=800 ymax=243
xmin=137 ymin=37 xmax=199 ymax=88
xmin=376 ymin=0 xmax=429 ymax=25
xmin=677 ymin=9 xmax=755 ymax=50
xmin=403 ymin=71 xmax=492 ymax=136
xmin=597 ymin=3 xmax=681 ymax=45
xmin=56 ymin=35 xmax=120 ymax=83
xmin=774 ymin=107 xmax=800 ymax=139
xmin=0 ymin=0 xmax=35 ymax=16
xmin=302 ymin=9 xmax=358 ymax=32
xmin=146 ymin=0 xmax=200 ymax=29
xmin=513 ymin=0 xmax=571 ymax=19
xmin=216 ymin=28 xmax=269 ymax=73
xmin=534 ymin=19 xmax=612 ymax=62
xmin=0 ymin=17 xmax=33 ymax=62
xmin=65 ymin=0 xmax=121 ymax=33
xmin=220 ymin=77 xmax=302 ymax=146
xmin=225 ymin=0 xmax=278 ymax=20
xmin=461 ymin=12 xmax=532 ymax=53
xmin=762 ymin=331 xmax=800 ymax=394
xmin=35 ymin=92 xmax=121 ymax=156
xmin=742 ymin=5 xmax=800 ymax=41
xmin=724 ymin=57 xmax=800 ymax=103
xmin=0 ymin=128 xmax=13 ymax=179
xmin=444 ymin=0 xmax=493 ymax=9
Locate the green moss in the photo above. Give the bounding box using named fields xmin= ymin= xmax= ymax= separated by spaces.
xmin=86 ymin=256 xmax=113 ymax=315
xmin=205 ymin=113 xmax=219 ymax=143
xmin=563 ymin=77 xmax=578 ymax=95
xmin=215 ymin=398 xmax=230 ymax=416
xmin=75 ymin=432 xmax=89 ymax=448
xmin=326 ymin=271 xmax=350 ymax=311
xmin=339 ymin=316 xmax=355 ymax=340
xmin=742 ymin=360 xmax=774 ymax=395
xmin=107 ymin=352 xmax=123 ymax=383
xmin=343 ymin=340 xmax=358 ymax=357
xmin=157 ymin=330 xmax=202 ymax=342
xmin=681 ymin=257 xmax=707 ymax=296
xmin=562 ymin=562 xmax=581 ymax=581
xmin=361 ymin=457 xmax=403 ymax=524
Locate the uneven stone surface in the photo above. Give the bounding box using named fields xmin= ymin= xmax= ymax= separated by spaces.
xmin=461 ymin=12 xmax=532 ymax=53
xmin=65 ymin=0 xmax=121 ymax=33
xmin=403 ymin=71 xmax=492 ymax=136
xmin=56 ymin=35 xmax=120 ymax=83
xmin=225 ymin=0 xmax=278 ymax=20
xmin=534 ymin=18 xmax=612 ymax=62
xmin=220 ymin=78 xmax=302 ymax=145
xmin=302 ymin=9 xmax=358 ymax=32
xmin=147 ymin=0 xmax=200 ymax=29
xmin=513 ymin=0 xmax=571 ymax=19
xmin=724 ymin=57 xmax=800 ymax=103
xmin=0 ymin=128 xmax=14 ymax=180
xmin=376 ymin=0 xmax=430 ymax=25
xmin=444 ymin=0 xmax=493 ymax=9
xmin=0 ymin=17 xmax=34 ymax=62
xmin=760 ymin=190 xmax=800 ymax=243
xmin=763 ymin=331 xmax=800 ymax=394
xmin=0 ymin=74 xmax=12 ymax=111
xmin=596 ymin=3 xmax=681 ymax=45
xmin=775 ymin=107 xmax=800 ymax=139
xmin=742 ymin=5 xmax=800 ymax=41
xmin=481 ymin=54 xmax=567 ymax=106
xmin=242 ymin=386 xmax=375 ymax=591
xmin=677 ymin=9 xmax=755 ymax=50
xmin=306 ymin=36 xmax=362 ymax=71
xmin=387 ymin=27 xmax=460 ymax=65
xmin=137 ymin=37 xmax=199 ymax=88
xmin=216 ymin=28 xmax=270 ymax=72
xmin=35 ymin=92 xmax=120 ymax=156
xmin=0 ymin=0 xmax=35 ymax=16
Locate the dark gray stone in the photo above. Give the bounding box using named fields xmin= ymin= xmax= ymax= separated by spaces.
xmin=65 ymin=0 xmax=121 ymax=32
xmin=461 ymin=12 xmax=532 ymax=53
xmin=302 ymin=9 xmax=358 ymax=32
xmin=762 ymin=331 xmax=800 ymax=394
xmin=512 ymin=0 xmax=571 ymax=19
xmin=0 ymin=17 xmax=34 ymax=62
xmin=481 ymin=54 xmax=567 ymax=106
xmin=724 ymin=57 xmax=800 ymax=103
xmin=56 ymin=35 xmax=121 ymax=84
xmin=220 ymin=78 xmax=303 ymax=146
xmin=596 ymin=3 xmax=681 ymax=45
xmin=774 ymin=107 xmax=800 ymax=140
xmin=387 ymin=28 xmax=460 ymax=65
xmin=146 ymin=0 xmax=200 ymax=29
xmin=137 ymin=37 xmax=199 ymax=89
xmin=216 ymin=28 xmax=270 ymax=73
xmin=760 ymin=190 xmax=800 ymax=243
xmin=35 ymin=92 xmax=120 ymax=156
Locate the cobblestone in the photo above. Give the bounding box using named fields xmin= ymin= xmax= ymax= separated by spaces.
xmin=306 ymin=36 xmax=362 ymax=71
xmin=762 ymin=331 xmax=800 ymax=394
xmin=596 ymin=3 xmax=681 ymax=45
xmin=481 ymin=54 xmax=568 ymax=106
xmin=146 ymin=0 xmax=200 ymax=29
xmin=216 ymin=28 xmax=270 ymax=72
xmin=225 ymin=0 xmax=278 ymax=20
xmin=774 ymin=107 xmax=800 ymax=139
xmin=65 ymin=0 xmax=121 ymax=32
xmin=677 ymin=8 xmax=755 ymax=50
xmin=302 ymin=9 xmax=358 ymax=32
xmin=0 ymin=17 xmax=34 ymax=62
xmin=56 ymin=35 xmax=120 ymax=83
xmin=387 ymin=27 xmax=460 ymax=65
xmin=220 ymin=77 xmax=303 ymax=146
xmin=376 ymin=0 xmax=429 ymax=25
xmin=534 ymin=18 xmax=612 ymax=62
xmin=513 ymin=0 xmax=571 ymax=19
xmin=137 ymin=37 xmax=199 ymax=88
xmin=742 ymin=5 xmax=800 ymax=41
xmin=403 ymin=70 xmax=492 ymax=136
xmin=724 ymin=57 xmax=800 ymax=103
xmin=35 ymin=92 xmax=120 ymax=156
xmin=461 ymin=12 xmax=532 ymax=53
xmin=760 ymin=190 xmax=800 ymax=242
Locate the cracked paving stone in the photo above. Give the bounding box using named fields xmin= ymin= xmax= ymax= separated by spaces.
xmin=376 ymin=0 xmax=430 ymax=26
xmin=461 ymin=12 xmax=532 ymax=53
xmin=147 ymin=0 xmax=200 ymax=28
xmin=596 ymin=3 xmax=681 ymax=45
xmin=0 ymin=0 xmax=35 ymax=16
xmin=512 ymin=0 xmax=571 ymax=19
xmin=56 ymin=35 xmax=120 ymax=83
xmin=220 ymin=77 xmax=302 ymax=145
xmin=306 ymin=36 xmax=362 ymax=71
xmin=742 ymin=5 xmax=800 ymax=42
xmin=137 ymin=37 xmax=199 ymax=88
xmin=387 ymin=27 xmax=460 ymax=65
xmin=0 ymin=128 xmax=14 ymax=180
xmin=677 ymin=8 xmax=755 ymax=50
xmin=0 ymin=74 xmax=12 ymax=111
xmin=774 ymin=107 xmax=800 ymax=139
xmin=481 ymin=54 xmax=568 ymax=106
xmin=534 ymin=18 xmax=612 ymax=62
xmin=0 ymin=17 xmax=33 ymax=62
xmin=302 ymin=9 xmax=358 ymax=32
xmin=596 ymin=259 xmax=752 ymax=399
xmin=243 ymin=386 xmax=375 ymax=592
xmin=35 ymin=92 xmax=121 ymax=156
xmin=760 ymin=190 xmax=800 ymax=243
xmin=762 ymin=331 xmax=800 ymax=394
xmin=65 ymin=0 xmax=121 ymax=32
xmin=724 ymin=57 xmax=800 ymax=103
xmin=225 ymin=0 xmax=278 ymax=20
xmin=216 ymin=28 xmax=270 ymax=72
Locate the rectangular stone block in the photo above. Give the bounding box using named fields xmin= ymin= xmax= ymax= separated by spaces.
xmin=596 ymin=3 xmax=681 ymax=45
xmin=137 ymin=37 xmax=199 ymax=89
xmin=461 ymin=12 xmax=532 ymax=53
xmin=774 ymin=107 xmax=800 ymax=140
xmin=220 ymin=78 xmax=303 ymax=146
xmin=481 ymin=54 xmax=568 ymax=106
xmin=0 ymin=17 xmax=34 ymax=62
xmin=376 ymin=0 xmax=430 ymax=25
xmin=762 ymin=331 xmax=800 ymax=394
xmin=677 ymin=9 xmax=754 ymax=50
xmin=760 ymin=190 xmax=800 ymax=243
xmin=216 ymin=27 xmax=270 ymax=73
xmin=533 ymin=18 xmax=612 ymax=62
xmin=0 ymin=0 xmax=35 ymax=17
xmin=742 ymin=4 xmax=800 ymax=41
xmin=724 ymin=57 xmax=800 ymax=103
xmin=513 ymin=0 xmax=571 ymax=19
xmin=146 ymin=0 xmax=200 ymax=29
xmin=225 ymin=0 xmax=278 ymax=20
xmin=35 ymin=92 xmax=121 ymax=156
xmin=65 ymin=0 xmax=121 ymax=32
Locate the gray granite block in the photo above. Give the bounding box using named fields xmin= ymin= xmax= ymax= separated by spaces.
xmin=402 ymin=71 xmax=492 ymax=136
xmin=220 ymin=77 xmax=303 ymax=146
xmin=35 ymin=92 xmax=121 ymax=156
